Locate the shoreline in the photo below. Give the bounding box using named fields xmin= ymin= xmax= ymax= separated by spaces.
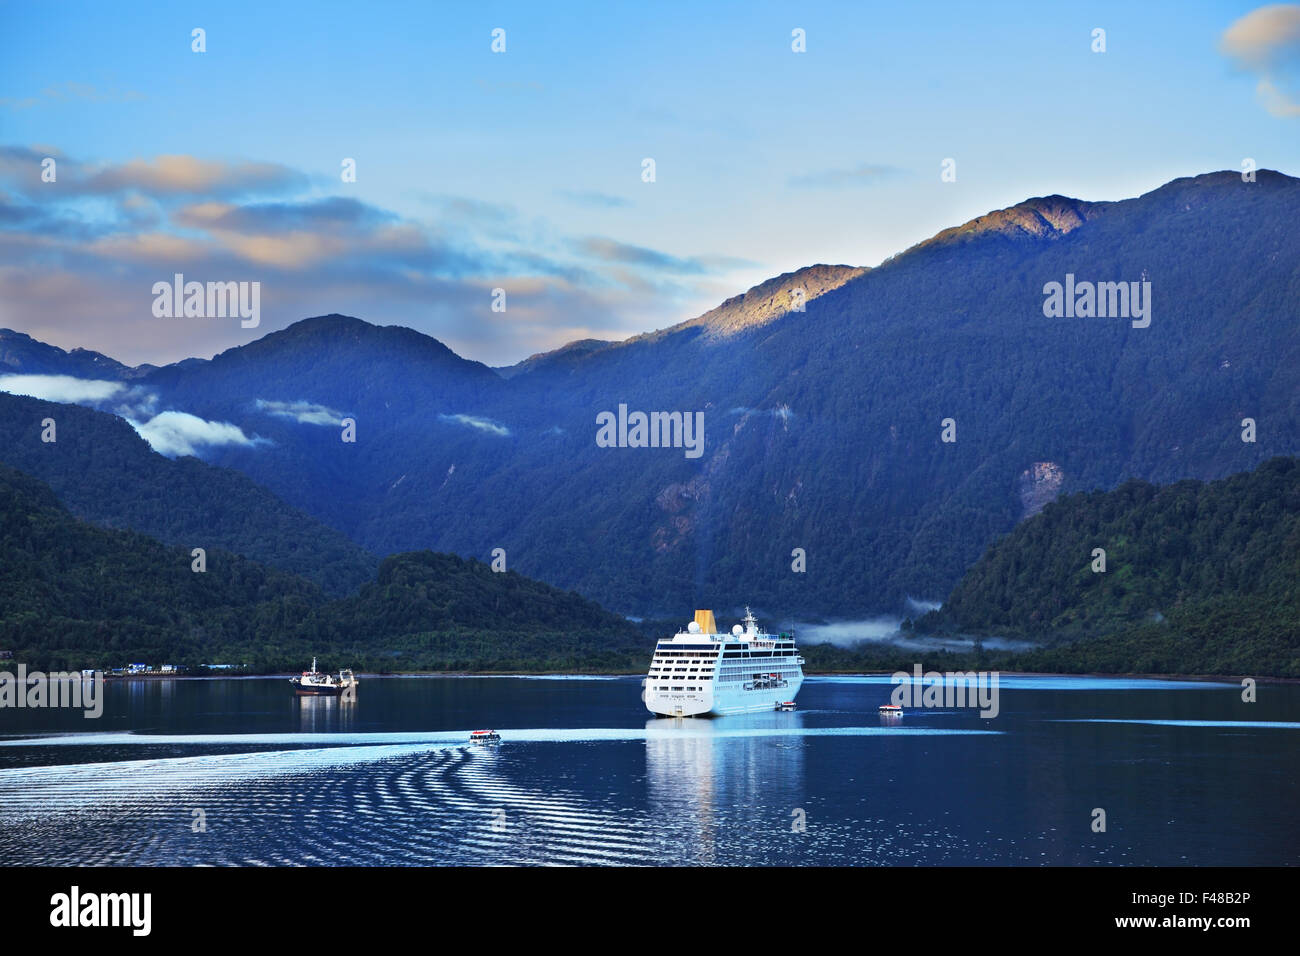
xmin=97 ymin=669 xmax=1297 ymax=683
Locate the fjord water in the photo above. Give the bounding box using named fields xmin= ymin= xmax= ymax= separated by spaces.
xmin=0 ymin=676 xmax=1295 ymax=866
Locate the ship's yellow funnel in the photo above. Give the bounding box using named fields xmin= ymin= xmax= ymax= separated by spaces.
xmin=694 ymin=610 xmax=717 ymax=635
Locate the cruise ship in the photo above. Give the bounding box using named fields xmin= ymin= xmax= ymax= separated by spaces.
xmin=643 ymin=608 xmax=805 ymax=717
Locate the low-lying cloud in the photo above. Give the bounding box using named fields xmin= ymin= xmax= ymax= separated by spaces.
xmin=0 ymin=372 xmax=259 ymax=457
xmin=0 ymin=374 xmax=163 ymax=424
xmin=0 ymin=373 xmax=125 ymax=404
xmin=794 ymin=616 xmax=1038 ymax=653
xmin=438 ymin=413 xmax=511 ymax=436
xmin=255 ymin=399 xmax=346 ymax=426
xmin=794 ymin=617 xmax=906 ymax=647
xmin=127 ymin=410 xmax=261 ymax=457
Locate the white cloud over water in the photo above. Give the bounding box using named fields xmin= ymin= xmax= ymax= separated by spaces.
xmin=794 ymin=617 xmax=905 ymax=647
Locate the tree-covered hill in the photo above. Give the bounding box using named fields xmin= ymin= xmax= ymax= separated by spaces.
xmin=0 ymin=462 xmax=322 ymax=666
xmin=0 ymin=392 xmax=378 ymax=595
xmin=0 ymin=465 xmax=643 ymax=672
xmin=916 ymin=457 xmax=1300 ymax=676
xmin=293 ymin=551 xmax=645 ymax=671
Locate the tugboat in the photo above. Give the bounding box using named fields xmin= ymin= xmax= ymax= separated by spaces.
xmin=775 ymin=701 xmax=797 ymax=711
xmin=469 ymin=729 xmax=501 ymax=744
xmin=878 ymin=703 xmax=903 ymax=717
xmin=289 ymin=657 xmax=357 ymax=696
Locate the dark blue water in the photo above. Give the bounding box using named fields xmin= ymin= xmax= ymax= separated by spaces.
xmin=0 ymin=675 xmax=1295 ymax=865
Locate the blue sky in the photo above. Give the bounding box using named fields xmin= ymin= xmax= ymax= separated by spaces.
xmin=1 ymin=1 xmax=1296 ymax=365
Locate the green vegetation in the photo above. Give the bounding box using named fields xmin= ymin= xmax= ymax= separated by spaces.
xmin=913 ymin=457 xmax=1300 ymax=676
xmin=174 ymin=171 xmax=1297 ymax=619
xmin=0 ymin=465 xmax=642 ymax=672
xmin=6 ymin=450 xmax=1296 ymax=676
xmin=7 ymin=173 xmax=1298 ymax=622
xmin=0 ymin=392 xmax=378 ymax=595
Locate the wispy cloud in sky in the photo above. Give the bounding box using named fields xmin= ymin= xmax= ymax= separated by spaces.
xmin=0 ymin=146 xmax=758 ymax=366
xmin=0 ymin=82 xmax=144 ymax=111
xmin=0 ymin=2 xmax=1296 ymax=369
xmin=557 ymin=190 xmax=632 ymax=209
xmin=0 ymin=146 xmax=307 ymax=199
xmin=1221 ymin=4 xmax=1300 ymax=117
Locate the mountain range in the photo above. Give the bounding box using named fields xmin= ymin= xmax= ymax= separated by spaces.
xmin=2 ymin=169 xmax=1297 ymax=622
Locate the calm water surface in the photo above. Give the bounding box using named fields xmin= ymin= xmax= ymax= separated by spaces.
xmin=0 ymin=675 xmax=1295 ymax=866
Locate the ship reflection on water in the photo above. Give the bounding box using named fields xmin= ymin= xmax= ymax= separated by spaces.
xmin=293 ymin=692 xmax=358 ymax=733
xmin=644 ymin=712 xmax=806 ymax=865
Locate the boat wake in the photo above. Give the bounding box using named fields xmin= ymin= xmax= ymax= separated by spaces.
xmin=0 ymin=725 xmax=1001 ymax=866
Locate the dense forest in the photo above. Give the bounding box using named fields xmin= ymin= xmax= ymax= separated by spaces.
xmin=3 ymin=453 xmax=1296 ymax=676
xmin=125 ymin=171 xmax=1300 ymax=617
xmin=3 ymin=445 xmax=1296 ymax=676
xmin=0 ymin=391 xmax=377 ymax=595
xmin=0 ymin=465 xmax=642 ymax=672
xmin=909 ymin=457 xmax=1300 ymax=677
xmin=3 ymin=173 xmax=1296 ymax=621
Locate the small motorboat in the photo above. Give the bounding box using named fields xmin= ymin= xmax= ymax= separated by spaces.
xmin=469 ymin=729 xmax=501 ymax=744
xmin=878 ymin=704 xmax=904 ymax=716
xmin=775 ymin=701 xmax=797 ymax=711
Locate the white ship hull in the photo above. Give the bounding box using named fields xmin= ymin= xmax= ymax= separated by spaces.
xmin=646 ymin=673 xmax=804 ymax=717
xmin=643 ymin=608 xmax=804 ymax=718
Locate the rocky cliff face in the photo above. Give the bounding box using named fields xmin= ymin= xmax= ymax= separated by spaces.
xmin=1018 ymin=461 xmax=1065 ymax=518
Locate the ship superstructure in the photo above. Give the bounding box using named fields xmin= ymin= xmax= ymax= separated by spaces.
xmin=643 ymin=608 xmax=805 ymax=717
xmin=289 ymin=657 xmax=357 ymax=696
